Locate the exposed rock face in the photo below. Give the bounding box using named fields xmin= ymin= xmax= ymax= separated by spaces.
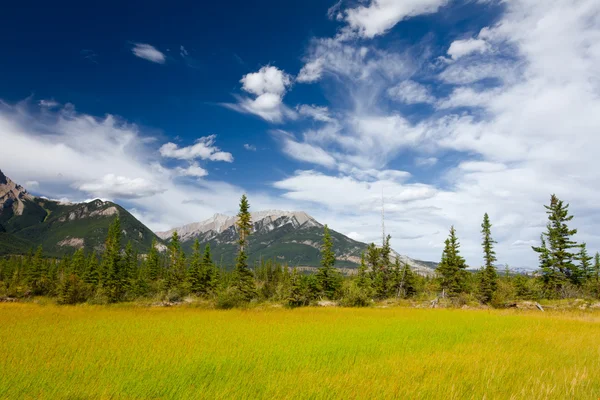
xmin=156 ymin=210 xmax=321 ymax=242
xmin=0 ymin=170 xmax=34 ymax=216
xmin=57 ymin=237 xmax=85 ymax=248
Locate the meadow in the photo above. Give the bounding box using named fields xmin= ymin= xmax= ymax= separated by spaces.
xmin=1 ymin=303 xmax=599 ymax=399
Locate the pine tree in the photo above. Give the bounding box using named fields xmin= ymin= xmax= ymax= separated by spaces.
xmin=188 ymin=239 xmax=202 ymax=294
xmin=201 ymin=243 xmax=218 ymax=294
xmin=532 ymin=195 xmax=580 ymax=292
xmin=103 ymin=217 xmax=122 ymax=302
xmin=232 ymin=194 xmax=256 ymax=301
xmin=355 ymin=252 xmax=371 ymax=290
xmin=394 ymin=260 xmax=417 ymax=299
xmin=122 ymin=241 xmax=136 ymax=296
xmin=27 ymin=246 xmax=44 ymax=295
xmin=316 ymin=225 xmax=341 ymax=299
xmin=84 ymin=252 xmax=100 ymax=287
xmin=479 ymin=213 xmax=498 ymax=303
xmin=166 ymin=231 xmax=186 ymax=290
xmin=288 ymin=267 xmax=306 ymax=307
xmin=577 ymin=242 xmax=593 ymax=282
xmin=147 ymin=238 xmax=161 ymax=281
xmin=437 ymin=226 xmax=468 ymax=297
xmin=71 ymin=248 xmax=86 ymax=277
xmin=594 ymin=252 xmax=600 ymax=284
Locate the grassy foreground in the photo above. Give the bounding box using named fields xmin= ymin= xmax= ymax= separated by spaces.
xmin=1 ymin=304 xmax=599 ymax=399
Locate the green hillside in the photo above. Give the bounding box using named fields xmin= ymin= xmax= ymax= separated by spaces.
xmin=0 ymin=198 xmax=162 ymax=257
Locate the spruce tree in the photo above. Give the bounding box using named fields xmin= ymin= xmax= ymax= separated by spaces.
xmin=122 ymin=241 xmax=136 ymax=295
xmin=147 ymin=238 xmax=160 ymax=281
xmin=188 ymin=239 xmax=202 ymax=294
xmin=201 ymin=243 xmax=218 ymax=294
xmin=288 ymin=267 xmax=306 ymax=307
xmin=84 ymin=252 xmax=99 ymax=287
xmin=232 ymin=194 xmax=256 ymax=301
xmin=479 ymin=213 xmax=498 ymax=303
xmin=316 ymin=225 xmax=341 ymax=299
xmin=437 ymin=226 xmax=468 ymax=297
xmin=166 ymin=231 xmax=186 ymax=290
xmin=356 ymin=252 xmax=371 ymax=290
xmin=27 ymin=246 xmax=44 ymax=295
xmin=103 ymin=217 xmax=122 ymax=302
xmin=532 ymin=195 xmax=580 ymax=292
xmin=577 ymin=242 xmax=593 ymax=282
xmin=594 ymin=252 xmax=600 ymax=284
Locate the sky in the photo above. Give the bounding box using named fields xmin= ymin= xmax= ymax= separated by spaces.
xmin=1 ymin=0 xmax=599 ymax=268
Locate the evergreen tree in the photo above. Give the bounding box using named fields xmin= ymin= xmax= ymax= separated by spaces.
xmin=316 ymin=225 xmax=342 ymax=299
xmin=594 ymin=252 xmax=600 ymax=284
xmin=437 ymin=226 xmax=468 ymax=297
xmin=188 ymin=239 xmax=202 ymax=294
xmin=84 ymin=252 xmax=100 ymax=287
xmin=27 ymin=246 xmax=44 ymax=295
xmin=577 ymin=242 xmax=593 ymax=281
xmin=103 ymin=217 xmax=122 ymax=302
xmin=122 ymin=241 xmax=136 ymax=295
xmin=166 ymin=231 xmax=186 ymax=290
xmin=201 ymin=243 xmax=218 ymax=294
xmin=147 ymin=238 xmax=161 ymax=281
xmin=395 ymin=260 xmax=417 ymax=299
xmin=479 ymin=213 xmax=498 ymax=303
xmin=71 ymin=248 xmax=86 ymax=277
xmin=231 ymin=194 xmax=256 ymax=301
xmin=355 ymin=252 xmax=371 ymax=290
xmin=532 ymin=195 xmax=580 ymax=292
xmin=288 ymin=267 xmax=307 ymax=307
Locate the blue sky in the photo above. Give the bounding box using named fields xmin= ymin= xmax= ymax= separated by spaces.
xmin=1 ymin=0 xmax=599 ymax=267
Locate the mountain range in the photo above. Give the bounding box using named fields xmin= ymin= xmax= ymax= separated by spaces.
xmin=0 ymin=170 xmax=436 ymax=274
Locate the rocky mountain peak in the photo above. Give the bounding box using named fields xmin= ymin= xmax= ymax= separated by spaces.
xmin=156 ymin=210 xmax=320 ymax=241
xmin=0 ymin=170 xmax=34 ymax=216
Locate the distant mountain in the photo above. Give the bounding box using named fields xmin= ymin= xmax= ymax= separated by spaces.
xmin=157 ymin=211 xmax=436 ymax=275
xmin=0 ymin=170 xmax=161 ymax=256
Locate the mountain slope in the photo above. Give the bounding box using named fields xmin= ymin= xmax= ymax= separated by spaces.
xmin=0 ymin=170 xmax=162 ymax=256
xmin=157 ymin=211 xmax=436 ymax=275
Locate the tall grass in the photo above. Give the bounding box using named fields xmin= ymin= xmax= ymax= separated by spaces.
xmin=1 ymin=304 xmax=599 ymax=399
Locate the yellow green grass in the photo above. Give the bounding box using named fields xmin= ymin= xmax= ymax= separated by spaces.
xmin=1 ymin=304 xmax=599 ymax=399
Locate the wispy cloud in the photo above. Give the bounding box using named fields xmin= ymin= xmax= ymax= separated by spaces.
xmin=131 ymin=43 xmax=166 ymax=64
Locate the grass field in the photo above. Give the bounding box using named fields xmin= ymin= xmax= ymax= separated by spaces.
xmin=1 ymin=303 xmax=599 ymax=399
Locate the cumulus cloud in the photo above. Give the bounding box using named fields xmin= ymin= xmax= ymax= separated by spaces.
xmin=159 ymin=135 xmax=233 ymax=162
xmin=223 ymin=66 xmax=295 ymax=122
xmin=243 ymin=143 xmax=257 ymax=151
xmin=175 ymin=163 xmax=208 ymax=178
xmin=131 ymin=43 xmax=166 ymax=64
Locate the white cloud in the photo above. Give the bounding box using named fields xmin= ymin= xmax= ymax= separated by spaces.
xmin=224 ymin=66 xmax=295 ymax=122
xmin=297 ymin=104 xmax=333 ymax=122
xmin=78 ymin=174 xmax=165 ymax=199
xmin=180 ymin=45 xmax=188 ymax=57
xmin=447 ymin=38 xmax=489 ymax=60
xmin=343 ymin=0 xmax=449 ymax=38
xmin=240 ymin=66 xmax=291 ymax=96
xmin=297 ymin=59 xmax=324 ymax=83
xmin=175 ymin=163 xmax=208 ymax=178
xmin=274 ymin=131 xmax=336 ymax=168
xmin=159 ymin=135 xmax=233 ymax=162
xmin=131 ymin=43 xmax=166 ymax=64
xmin=387 ymin=80 xmax=435 ymax=104
xmin=243 ymin=143 xmax=257 ymax=151
xmin=24 ymin=180 xmax=39 ymax=189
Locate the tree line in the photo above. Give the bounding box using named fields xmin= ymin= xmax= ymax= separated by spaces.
xmin=1 ymin=193 xmax=599 ymax=307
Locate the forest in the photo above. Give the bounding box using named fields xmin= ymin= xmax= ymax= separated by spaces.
xmin=1 ymin=193 xmax=599 ymax=308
